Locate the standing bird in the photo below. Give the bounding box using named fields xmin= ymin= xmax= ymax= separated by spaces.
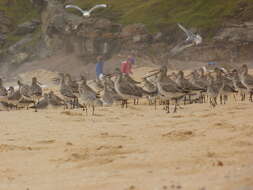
xmin=30 ymin=77 xmax=43 ymax=110
xmin=17 ymin=80 xmax=35 ymax=110
xmin=30 ymin=93 xmax=49 ymax=110
xmin=114 ymin=69 xmax=143 ymax=108
xmin=155 ymin=66 xmax=188 ymax=113
xmin=65 ymin=73 xmax=79 ymax=108
xmin=65 ymin=4 xmax=107 ymax=17
xmin=57 ymin=73 xmax=77 ymax=109
xmin=230 ymin=69 xmax=247 ymax=101
xmin=0 ymin=78 xmax=8 ymax=102
xmin=78 ymin=75 xmax=99 ymax=115
xmin=7 ymin=86 xmax=21 ymax=109
xmin=48 ymin=91 xmax=65 ymax=107
xmin=239 ymin=64 xmax=253 ymax=101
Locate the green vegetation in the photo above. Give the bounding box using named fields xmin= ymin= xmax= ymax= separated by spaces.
xmin=72 ymin=0 xmax=253 ymax=35
xmin=0 ymin=0 xmax=40 ymax=47
xmin=0 ymin=0 xmax=253 ymax=39
xmin=0 ymin=0 xmax=39 ymax=25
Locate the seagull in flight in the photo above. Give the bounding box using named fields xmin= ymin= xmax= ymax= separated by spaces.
xmin=65 ymin=4 xmax=107 ymax=17
xmin=170 ymin=23 xmax=202 ymax=56
xmin=177 ymin=23 xmax=202 ymax=45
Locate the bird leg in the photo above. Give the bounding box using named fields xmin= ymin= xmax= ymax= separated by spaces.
xmin=233 ymin=93 xmax=237 ymax=102
xmin=214 ymin=97 xmax=217 ymax=106
xmin=166 ymin=100 xmax=170 ymax=113
xmin=173 ymin=100 xmax=178 ymax=113
xmin=184 ymin=96 xmax=186 ymax=105
xmin=220 ymin=95 xmax=223 ymax=105
xmin=250 ymin=92 xmax=253 ymax=102
xmin=92 ymin=105 xmax=95 ymax=116
xmin=82 ymin=104 xmax=88 ymax=115
xmin=224 ymin=95 xmax=228 ymax=104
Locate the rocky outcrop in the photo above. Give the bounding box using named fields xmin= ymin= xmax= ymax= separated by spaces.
xmin=0 ymin=11 xmax=12 ymax=47
xmin=214 ymin=22 xmax=253 ymax=43
xmin=15 ymin=20 xmax=41 ymax=35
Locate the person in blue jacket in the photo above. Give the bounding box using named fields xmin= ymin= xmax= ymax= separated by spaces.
xmin=95 ymin=56 xmax=104 ymax=80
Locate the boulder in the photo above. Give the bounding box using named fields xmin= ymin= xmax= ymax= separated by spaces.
xmin=10 ymin=52 xmax=29 ymax=65
xmin=8 ymin=35 xmax=33 ymax=54
xmin=15 ymin=20 xmax=41 ymax=35
xmin=0 ymin=11 xmax=12 ymax=34
xmin=121 ymin=23 xmax=148 ymax=38
xmin=214 ymin=22 xmax=253 ymax=42
xmin=0 ymin=34 xmax=7 ymax=47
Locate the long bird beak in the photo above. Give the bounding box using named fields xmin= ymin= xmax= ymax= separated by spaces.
xmin=148 ymin=69 xmax=160 ymax=73
xmin=143 ymin=71 xmax=160 ymax=78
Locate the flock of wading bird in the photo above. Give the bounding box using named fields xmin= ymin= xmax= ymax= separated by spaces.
xmin=0 ymin=64 xmax=253 ymax=115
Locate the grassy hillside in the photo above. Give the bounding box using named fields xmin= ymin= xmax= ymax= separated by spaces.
xmin=0 ymin=0 xmax=253 ymax=37
xmin=71 ymin=0 xmax=253 ymax=35
xmin=0 ymin=0 xmax=39 ymax=25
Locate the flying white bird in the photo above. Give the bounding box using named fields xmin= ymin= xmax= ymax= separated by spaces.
xmin=170 ymin=23 xmax=202 ymax=56
xmin=177 ymin=23 xmax=202 ymax=45
xmin=65 ymin=4 xmax=107 ymax=17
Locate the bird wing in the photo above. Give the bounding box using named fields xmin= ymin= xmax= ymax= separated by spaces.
xmin=88 ymin=4 xmax=107 ymax=13
xmin=177 ymin=23 xmax=195 ymax=39
xmin=119 ymin=83 xmax=142 ymax=97
xmin=65 ymin=5 xmax=84 ymax=14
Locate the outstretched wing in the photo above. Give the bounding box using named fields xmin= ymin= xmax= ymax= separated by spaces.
xmin=65 ymin=5 xmax=84 ymax=14
xmin=177 ymin=23 xmax=195 ymax=39
xmin=88 ymin=4 xmax=107 ymax=13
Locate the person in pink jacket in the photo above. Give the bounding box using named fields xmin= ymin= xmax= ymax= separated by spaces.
xmin=120 ymin=56 xmax=135 ymax=75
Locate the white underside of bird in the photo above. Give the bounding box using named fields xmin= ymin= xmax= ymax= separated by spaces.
xmin=170 ymin=23 xmax=202 ymax=55
xmin=65 ymin=4 xmax=107 ymax=17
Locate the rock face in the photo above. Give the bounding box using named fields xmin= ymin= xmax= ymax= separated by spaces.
xmin=0 ymin=11 xmax=12 ymax=47
xmin=38 ymin=0 xmax=150 ymax=62
xmin=15 ymin=20 xmax=41 ymax=35
xmin=214 ymin=22 xmax=253 ymax=43
xmin=1 ymin=0 xmax=253 ymax=74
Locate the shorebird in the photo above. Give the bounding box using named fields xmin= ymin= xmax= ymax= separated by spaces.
xmin=48 ymin=91 xmax=65 ymax=107
xmin=87 ymin=79 xmax=104 ymax=93
xmin=177 ymin=23 xmax=202 ymax=45
xmin=230 ymin=69 xmax=247 ymax=101
xmin=114 ymin=69 xmax=144 ymax=108
xmin=30 ymin=77 xmax=43 ymax=111
xmin=155 ymin=66 xmax=188 ymax=113
xmin=176 ymin=70 xmax=205 ymax=91
xmin=57 ymin=73 xmax=77 ymax=109
xmin=101 ymin=81 xmax=114 ymax=106
xmin=65 ymin=73 xmax=79 ymax=108
xmin=30 ymin=93 xmax=49 ymax=110
xmin=175 ymin=70 xmax=205 ymax=104
xmin=7 ymin=86 xmax=21 ymax=109
xmin=214 ymin=68 xmax=236 ymax=104
xmin=65 ymin=4 xmax=107 ymax=17
xmin=65 ymin=74 xmax=79 ymax=93
xmin=189 ymin=71 xmax=208 ymax=103
xmin=103 ymin=76 xmax=122 ymax=103
xmin=0 ymin=78 xmax=8 ymax=102
xmin=239 ymin=64 xmax=253 ymax=101
xmin=78 ymin=75 xmax=99 ymax=115
xmin=123 ymin=74 xmax=141 ymax=85
xmin=17 ymin=80 xmax=35 ymax=110
xmin=206 ymin=73 xmax=219 ymax=107
xmin=142 ymin=77 xmax=158 ymax=105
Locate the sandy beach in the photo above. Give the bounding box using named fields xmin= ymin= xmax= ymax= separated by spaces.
xmin=0 ymin=67 xmax=253 ymax=190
